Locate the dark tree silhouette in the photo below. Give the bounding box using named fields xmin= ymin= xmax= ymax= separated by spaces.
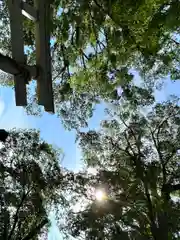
xmin=0 ymin=129 xmax=9 ymax=142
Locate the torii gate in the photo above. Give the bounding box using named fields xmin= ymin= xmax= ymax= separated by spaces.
xmin=0 ymin=0 xmax=54 ymax=113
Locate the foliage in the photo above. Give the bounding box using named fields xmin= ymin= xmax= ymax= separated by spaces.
xmin=0 ymin=129 xmax=65 ymax=240
xmin=0 ymin=0 xmax=179 ymax=128
xmin=60 ymin=96 xmax=180 ymax=239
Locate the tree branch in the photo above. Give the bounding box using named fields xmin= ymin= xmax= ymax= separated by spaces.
xmin=21 ymin=218 xmax=49 ymax=240
xmin=144 ymin=182 xmax=158 ymax=240
xmin=8 ymin=190 xmax=30 ymax=240
xmin=171 ymin=38 xmax=180 ymax=45
xmin=149 ymin=112 xmax=179 ymax=187
xmin=171 ymin=184 xmax=180 ymax=192
xmin=163 ymin=183 xmax=180 ymax=193
xmin=150 ymin=127 xmax=166 ymax=183
xmin=109 ymin=136 xmax=133 ymax=158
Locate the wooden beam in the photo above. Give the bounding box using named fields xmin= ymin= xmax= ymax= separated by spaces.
xmin=34 ymin=0 xmax=54 ymax=113
xmin=0 ymin=53 xmax=38 ymax=85
xmin=7 ymin=0 xmax=27 ymax=106
xmin=0 ymin=53 xmax=23 ymax=76
xmin=21 ymin=1 xmax=38 ymax=21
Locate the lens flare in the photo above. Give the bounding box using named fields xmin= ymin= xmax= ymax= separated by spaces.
xmin=95 ymin=189 xmax=106 ymax=201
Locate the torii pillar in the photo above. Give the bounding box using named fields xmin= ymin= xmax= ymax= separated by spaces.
xmin=7 ymin=0 xmax=54 ymax=113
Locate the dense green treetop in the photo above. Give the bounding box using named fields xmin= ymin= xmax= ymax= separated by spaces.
xmin=0 ymin=0 xmax=179 ymax=128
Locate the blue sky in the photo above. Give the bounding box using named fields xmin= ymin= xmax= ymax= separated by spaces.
xmin=0 ymin=75 xmax=180 ymax=239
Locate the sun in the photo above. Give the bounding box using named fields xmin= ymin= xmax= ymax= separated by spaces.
xmin=95 ymin=189 xmax=106 ymax=202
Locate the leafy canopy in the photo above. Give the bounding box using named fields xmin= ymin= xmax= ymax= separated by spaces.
xmin=0 ymin=129 xmax=65 ymax=240
xmin=0 ymin=0 xmax=179 ymax=128
xmin=60 ymin=95 xmax=180 ymax=240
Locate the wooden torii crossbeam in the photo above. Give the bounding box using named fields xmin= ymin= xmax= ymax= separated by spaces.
xmin=2 ymin=0 xmax=54 ymax=113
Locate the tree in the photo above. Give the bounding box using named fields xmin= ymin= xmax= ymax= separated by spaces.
xmin=0 ymin=0 xmax=179 ymax=128
xmin=0 ymin=128 xmax=65 ymax=240
xmin=60 ymin=96 xmax=180 ymax=240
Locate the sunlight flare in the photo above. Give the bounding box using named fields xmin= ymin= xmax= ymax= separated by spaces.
xmin=95 ymin=189 xmax=106 ymax=201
